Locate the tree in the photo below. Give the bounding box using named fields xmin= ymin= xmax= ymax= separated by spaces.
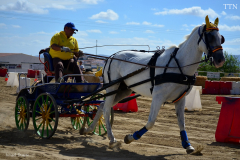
xmin=198 ymin=51 xmax=240 ymax=73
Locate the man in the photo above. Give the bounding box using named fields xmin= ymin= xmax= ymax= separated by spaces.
xmin=79 ymin=61 xmax=85 ymax=72
xmin=49 ymin=22 xmax=84 ymax=82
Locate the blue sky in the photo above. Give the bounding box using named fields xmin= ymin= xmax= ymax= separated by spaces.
xmin=0 ymin=0 xmax=239 ymax=56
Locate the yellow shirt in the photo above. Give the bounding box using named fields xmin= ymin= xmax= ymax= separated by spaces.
xmin=49 ymin=31 xmax=79 ymax=60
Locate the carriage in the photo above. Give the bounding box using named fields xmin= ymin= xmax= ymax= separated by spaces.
xmin=14 ymin=51 xmax=114 ymax=139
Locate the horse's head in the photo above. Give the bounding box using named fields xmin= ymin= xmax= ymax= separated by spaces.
xmin=198 ymin=15 xmax=225 ymax=68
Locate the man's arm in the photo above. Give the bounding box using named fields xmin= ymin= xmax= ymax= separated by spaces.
xmin=51 ymin=44 xmax=62 ymax=51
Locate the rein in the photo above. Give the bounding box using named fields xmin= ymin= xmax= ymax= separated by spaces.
xmin=83 ymin=52 xmax=209 ymax=69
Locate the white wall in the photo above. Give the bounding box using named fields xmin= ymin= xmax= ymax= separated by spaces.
xmin=0 ymin=54 xmax=44 ymax=72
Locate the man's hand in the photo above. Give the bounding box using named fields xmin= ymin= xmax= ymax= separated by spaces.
xmin=61 ymin=46 xmax=71 ymax=52
xmin=74 ymin=50 xmax=84 ymax=57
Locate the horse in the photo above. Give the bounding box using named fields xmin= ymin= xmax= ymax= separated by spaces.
xmin=81 ymin=15 xmax=225 ymax=154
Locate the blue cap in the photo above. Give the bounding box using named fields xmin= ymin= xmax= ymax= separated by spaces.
xmin=64 ymin=22 xmax=78 ymax=31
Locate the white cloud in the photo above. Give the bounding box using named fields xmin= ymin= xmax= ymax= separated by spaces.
xmin=219 ymin=24 xmax=240 ymax=31
xmin=225 ymin=15 xmax=240 ymax=20
xmin=221 ymin=11 xmax=227 ymax=15
xmin=12 ymin=25 xmax=21 ymax=28
xmin=0 ymin=0 xmax=48 ymax=14
xmin=182 ymin=24 xmax=188 ymax=27
xmin=223 ymin=47 xmax=240 ymax=55
xmin=121 ymin=30 xmax=126 ymax=32
xmin=90 ymin=9 xmax=119 ymax=20
xmin=95 ymin=20 xmax=107 ymax=23
xmin=0 ymin=23 xmax=7 ymax=29
xmin=80 ymin=0 xmax=103 ymax=4
xmin=127 ymin=21 xmax=164 ymax=27
xmin=155 ymin=6 xmax=219 ymax=18
xmin=151 ymin=8 xmax=158 ymax=11
xmin=43 ymin=4 xmax=74 ymax=10
xmin=126 ymin=22 xmax=140 ymax=25
xmin=87 ymin=29 xmax=102 ymax=33
xmin=75 ymin=31 xmax=88 ymax=37
xmin=142 ymin=21 xmax=152 ymax=25
xmin=152 ymin=24 xmax=164 ymax=27
xmin=224 ymin=38 xmax=240 ymax=45
xmin=145 ymin=30 xmax=154 ymax=34
xmin=109 ymin=31 xmax=118 ymax=34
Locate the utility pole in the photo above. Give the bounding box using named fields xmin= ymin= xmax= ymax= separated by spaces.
xmin=96 ymin=40 xmax=97 ymax=55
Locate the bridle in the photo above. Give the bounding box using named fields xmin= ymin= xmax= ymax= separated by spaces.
xmin=197 ymin=25 xmax=224 ymax=62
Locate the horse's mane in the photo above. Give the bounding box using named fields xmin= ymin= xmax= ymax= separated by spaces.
xmin=168 ymin=24 xmax=205 ymax=49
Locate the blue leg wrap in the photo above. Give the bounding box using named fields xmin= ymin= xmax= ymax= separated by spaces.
xmin=133 ymin=127 xmax=148 ymax=140
xmin=180 ymin=130 xmax=191 ymax=149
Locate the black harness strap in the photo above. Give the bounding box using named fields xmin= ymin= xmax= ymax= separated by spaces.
xmin=147 ymin=50 xmax=164 ymax=93
xmin=163 ymin=48 xmax=178 ymax=74
xmin=128 ymin=73 xmax=195 ymax=89
xmin=154 ymin=73 xmax=195 ymax=86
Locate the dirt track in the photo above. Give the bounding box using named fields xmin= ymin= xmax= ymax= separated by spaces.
xmin=0 ymin=77 xmax=240 ymax=160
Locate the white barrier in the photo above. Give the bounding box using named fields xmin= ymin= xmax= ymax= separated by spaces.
xmin=185 ymin=86 xmax=202 ymax=111
xmin=6 ymin=72 xmax=19 ymax=87
xmin=230 ymin=82 xmax=240 ymax=95
xmin=17 ymin=77 xmax=30 ymax=93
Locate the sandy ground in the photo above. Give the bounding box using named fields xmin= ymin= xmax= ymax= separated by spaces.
xmin=0 ymin=77 xmax=240 ymax=160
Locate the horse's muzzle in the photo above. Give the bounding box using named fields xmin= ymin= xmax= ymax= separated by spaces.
xmin=213 ymin=50 xmax=225 ymax=68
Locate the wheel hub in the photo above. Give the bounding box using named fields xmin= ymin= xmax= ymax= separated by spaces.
xmin=19 ymin=105 xmax=26 ymax=119
xmin=41 ymin=104 xmax=50 ymax=122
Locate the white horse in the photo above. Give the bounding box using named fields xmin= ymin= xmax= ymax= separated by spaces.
xmin=81 ymin=15 xmax=225 ymax=154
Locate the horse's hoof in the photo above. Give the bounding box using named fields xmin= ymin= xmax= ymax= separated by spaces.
xmin=79 ymin=127 xmax=86 ymax=135
xmin=109 ymin=141 xmax=121 ymax=149
xmin=124 ymin=135 xmax=134 ymax=144
xmin=186 ymin=145 xmax=195 ymax=154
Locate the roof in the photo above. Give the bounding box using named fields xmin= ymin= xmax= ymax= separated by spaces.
xmin=0 ymin=53 xmax=22 ymax=57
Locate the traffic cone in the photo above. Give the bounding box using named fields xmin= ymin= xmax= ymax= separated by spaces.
xmin=34 ymin=71 xmax=38 ymax=82
xmin=5 ymin=73 xmax=8 ymax=81
xmin=113 ymin=93 xmax=138 ymax=112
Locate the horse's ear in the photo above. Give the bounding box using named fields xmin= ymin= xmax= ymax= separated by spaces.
xmin=205 ymin=15 xmax=211 ymax=29
xmin=214 ymin=17 xmax=219 ymax=27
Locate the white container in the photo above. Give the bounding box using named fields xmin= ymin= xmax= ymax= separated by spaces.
xmin=6 ymin=72 xmax=19 ymax=87
xmin=185 ymin=86 xmax=202 ymax=111
xmin=17 ymin=77 xmax=30 ymax=93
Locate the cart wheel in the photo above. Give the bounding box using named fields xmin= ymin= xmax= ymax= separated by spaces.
xmin=32 ymin=93 xmax=58 ymax=139
xmin=70 ymin=107 xmax=84 ymax=130
xmin=84 ymin=94 xmax=114 ymax=136
xmin=15 ymin=96 xmax=30 ymax=131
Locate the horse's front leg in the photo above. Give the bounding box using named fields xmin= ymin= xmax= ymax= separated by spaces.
xmin=124 ymin=92 xmax=164 ymax=144
xmin=175 ymin=97 xmax=195 ymax=154
xmin=103 ymin=95 xmax=121 ymax=148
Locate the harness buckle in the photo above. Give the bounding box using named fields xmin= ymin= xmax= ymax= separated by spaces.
xmin=183 ymin=76 xmax=188 ymax=82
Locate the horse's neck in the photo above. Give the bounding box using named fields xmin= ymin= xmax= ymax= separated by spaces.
xmin=177 ymin=29 xmax=203 ymax=75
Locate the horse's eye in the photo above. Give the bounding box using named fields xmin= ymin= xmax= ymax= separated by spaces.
xmin=221 ymin=35 xmax=225 ymax=44
xmin=206 ymin=32 xmax=215 ymax=42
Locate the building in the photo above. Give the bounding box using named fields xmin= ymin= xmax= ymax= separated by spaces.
xmin=0 ymin=53 xmax=44 ymax=72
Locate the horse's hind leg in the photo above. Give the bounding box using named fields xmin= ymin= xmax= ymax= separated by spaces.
xmin=104 ymin=88 xmax=132 ymax=148
xmin=175 ymin=97 xmax=195 ymax=154
xmin=124 ymin=92 xmax=165 ymax=144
